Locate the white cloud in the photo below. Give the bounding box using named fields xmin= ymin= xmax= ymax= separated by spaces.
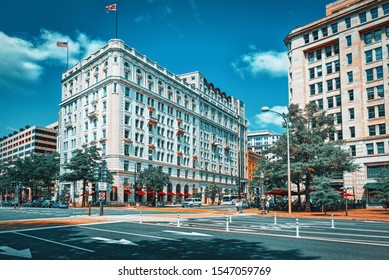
xmin=232 ymin=49 xmax=288 ymax=78
xmin=0 ymin=29 xmax=105 ymax=93
xmin=254 ymin=106 xmax=288 ymax=128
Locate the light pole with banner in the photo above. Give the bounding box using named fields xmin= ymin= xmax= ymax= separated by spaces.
xmin=261 ymin=106 xmax=292 ymax=215
xmin=260 ymin=172 xmax=266 ymax=215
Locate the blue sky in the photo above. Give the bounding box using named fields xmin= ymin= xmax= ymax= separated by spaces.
xmin=0 ymin=0 xmax=333 ymax=138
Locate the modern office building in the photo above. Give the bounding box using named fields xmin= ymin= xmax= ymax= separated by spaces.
xmin=284 ymin=0 xmax=389 ymax=203
xmin=0 ymin=123 xmax=58 ymax=162
xmin=247 ymin=130 xmax=281 ymax=155
xmin=58 ymin=39 xmax=247 ymax=204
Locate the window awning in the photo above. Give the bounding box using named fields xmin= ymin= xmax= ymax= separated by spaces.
xmin=124 ymin=190 xmax=132 ymax=195
xmin=137 ymin=190 xmax=146 ymax=195
xmin=184 ymin=192 xmax=191 ymax=197
xmin=158 ymin=191 xmax=167 ymax=195
xmin=167 ymin=191 xmax=175 ymax=196
xmin=176 ymin=191 xmax=184 ymax=197
xmin=147 ymin=191 xmax=155 ymax=195
xmin=363 ymin=183 xmax=379 ymax=189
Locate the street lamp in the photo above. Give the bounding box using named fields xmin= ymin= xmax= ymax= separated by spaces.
xmin=261 ymin=106 xmax=292 ymax=215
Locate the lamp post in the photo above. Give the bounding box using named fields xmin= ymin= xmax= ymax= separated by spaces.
xmin=260 ymin=172 xmax=266 ymax=215
xmin=261 ymin=106 xmax=292 ymax=215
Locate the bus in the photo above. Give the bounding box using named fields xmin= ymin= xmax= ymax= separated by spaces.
xmin=221 ymin=194 xmax=238 ymax=205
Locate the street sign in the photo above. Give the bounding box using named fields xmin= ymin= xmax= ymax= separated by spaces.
xmin=99 ymin=182 xmax=107 ymax=191
xmin=99 ymin=192 xmax=105 ymax=201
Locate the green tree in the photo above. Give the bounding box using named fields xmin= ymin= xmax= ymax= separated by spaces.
xmin=375 ymin=168 xmax=389 ymax=210
xmin=60 ymin=146 xmax=106 ymax=207
xmin=204 ymin=185 xmax=221 ymax=205
xmin=34 ymin=152 xmax=60 ymax=192
xmin=257 ymin=103 xmax=357 ymax=211
xmin=138 ymin=166 xmax=170 ymax=206
xmin=310 ymin=177 xmax=341 ymax=214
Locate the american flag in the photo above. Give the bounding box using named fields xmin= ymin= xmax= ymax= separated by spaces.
xmin=105 ymin=4 xmax=117 ymax=12
xmin=56 ymin=41 xmax=68 ymax=48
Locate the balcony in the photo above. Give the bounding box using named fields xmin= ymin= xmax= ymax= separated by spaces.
xmin=177 ymin=151 xmax=183 ymax=157
xmin=65 ymin=121 xmax=73 ymax=129
xmin=192 ymin=155 xmax=198 ymax=161
xmin=176 ymin=117 xmax=182 ymax=124
xmin=122 ymin=138 xmax=133 ymax=144
xmin=211 ymin=140 xmax=219 ymax=147
xmin=88 ymin=111 xmax=99 ymax=120
xmin=147 ymin=116 xmax=157 ymax=126
xmin=99 ymin=138 xmax=107 ymax=143
xmin=176 ymin=128 xmax=184 ymax=136
xmin=148 ymin=144 xmax=156 ymax=150
xmin=147 ymin=105 xmax=155 ymax=113
xmin=89 ymin=140 xmax=97 ymax=146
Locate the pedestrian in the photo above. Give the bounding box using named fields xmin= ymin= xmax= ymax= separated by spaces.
xmin=239 ymin=200 xmax=243 ymax=213
xmin=265 ymin=200 xmax=270 ymax=213
xmin=235 ymin=200 xmax=240 ymax=212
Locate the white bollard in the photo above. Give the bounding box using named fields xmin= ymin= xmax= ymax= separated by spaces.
xmin=139 ymin=211 xmax=142 ymax=224
xmin=274 ymin=212 xmax=277 ymax=225
xmin=226 ymin=216 xmax=230 ymax=231
xmin=229 ymin=209 xmax=232 ymax=222
xmin=177 ymin=213 xmax=180 ymax=227
xmin=331 ymin=214 xmax=335 ymax=229
xmin=296 ymin=218 xmax=300 ymax=237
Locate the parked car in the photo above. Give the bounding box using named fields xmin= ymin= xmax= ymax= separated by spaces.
xmin=53 ymin=201 xmax=68 ymax=209
xmin=41 ymin=200 xmax=54 ymax=208
xmin=181 ymin=198 xmax=202 ymax=207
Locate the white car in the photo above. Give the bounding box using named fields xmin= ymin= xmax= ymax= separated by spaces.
xmin=181 ymin=198 xmax=202 ymax=207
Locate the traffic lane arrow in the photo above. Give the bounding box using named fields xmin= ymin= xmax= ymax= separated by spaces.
xmin=92 ymin=237 xmax=139 ymax=246
xmin=162 ymin=230 xmax=213 ymax=237
xmin=0 ymin=246 xmax=32 ymax=259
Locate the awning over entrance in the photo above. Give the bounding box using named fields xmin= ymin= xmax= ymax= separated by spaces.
xmin=363 ymin=183 xmax=379 ymax=189
xmin=137 ymin=190 xmax=146 ymax=195
xmin=158 ymin=191 xmax=167 ymax=195
xmin=147 ymin=191 xmax=155 ymax=195
xmin=184 ymin=192 xmax=191 ymax=197
xmin=176 ymin=191 xmax=184 ymax=197
xmin=167 ymin=191 xmax=175 ymax=196
xmin=124 ymin=190 xmax=132 ymax=195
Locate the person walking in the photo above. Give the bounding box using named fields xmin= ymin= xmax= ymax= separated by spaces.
xmin=235 ymin=200 xmax=240 ymax=212
xmin=265 ymin=200 xmax=270 ymax=213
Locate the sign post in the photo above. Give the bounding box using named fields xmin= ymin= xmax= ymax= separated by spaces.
xmin=99 ymin=192 xmax=105 ymax=216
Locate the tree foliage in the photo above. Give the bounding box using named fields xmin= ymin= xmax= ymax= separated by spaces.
xmin=138 ymin=166 xmax=171 ymax=193
xmin=254 ymin=103 xmax=357 ymax=211
xmin=59 ymin=146 xmax=111 ymax=207
xmin=375 ymin=168 xmax=389 ymax=210
xmin=204 ymin=185 xmax=221 ymax=204
xmin=310 ymin=177 xmax=341 ymax=214
xmin=1 ymin=153 xmax=60 ymax=201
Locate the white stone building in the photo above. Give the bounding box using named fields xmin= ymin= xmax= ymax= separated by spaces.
xmin=59 ymin=39 xmax=247 ymax=205
xmin=284 ymin=0 xmax=389 ymax=204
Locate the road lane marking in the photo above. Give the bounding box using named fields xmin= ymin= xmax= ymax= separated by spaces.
xmin=162 ymin=230 xmax=213 ymax=237
xmin=92 ymin=237 xmax=138 ymax=246
xmin=13 ymin=232 xmax=94 ymax=252
xmin=80 ymin=226 xmax=179 ymax=241
xmin=0 ymin=246 xmax=32 ymax=258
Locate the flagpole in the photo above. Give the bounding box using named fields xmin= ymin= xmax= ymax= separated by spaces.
xmin=116 ymin=0 xmax=118 ymax=38
xmin=66 ymin=41 xmax=69 ymax=69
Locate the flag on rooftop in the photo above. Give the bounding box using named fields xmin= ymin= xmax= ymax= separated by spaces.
xmin=105 ymin=4 xmax=117 ymax=12
xmin=56 ymin=41 xmax=68 ymax=48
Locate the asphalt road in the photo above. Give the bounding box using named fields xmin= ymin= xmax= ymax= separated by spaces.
xmin=0 ymin=207 xmax=388 ymax=260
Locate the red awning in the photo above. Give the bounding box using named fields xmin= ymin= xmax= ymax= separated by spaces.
xmin=265 ymin=189 xmax=298 ymax=196
xmin=176 ymin=192 xmax=184 ymax=197
xmin=158 ymin=191 xmax=167 ymax=195
xmin=167 ymin=191 xmax=175 ymax=196
xmin=124 ymin=190 xmax=132 ymax=195
xmin=339 ymin=191 xmax=354 ymax=197
xmin=147 ymin=191 xmax=155 ymax=195
xmin=184 ymin=193 xmax=191 ymax=197
xmin=137 ymin=190 xmax=145 ymax=195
